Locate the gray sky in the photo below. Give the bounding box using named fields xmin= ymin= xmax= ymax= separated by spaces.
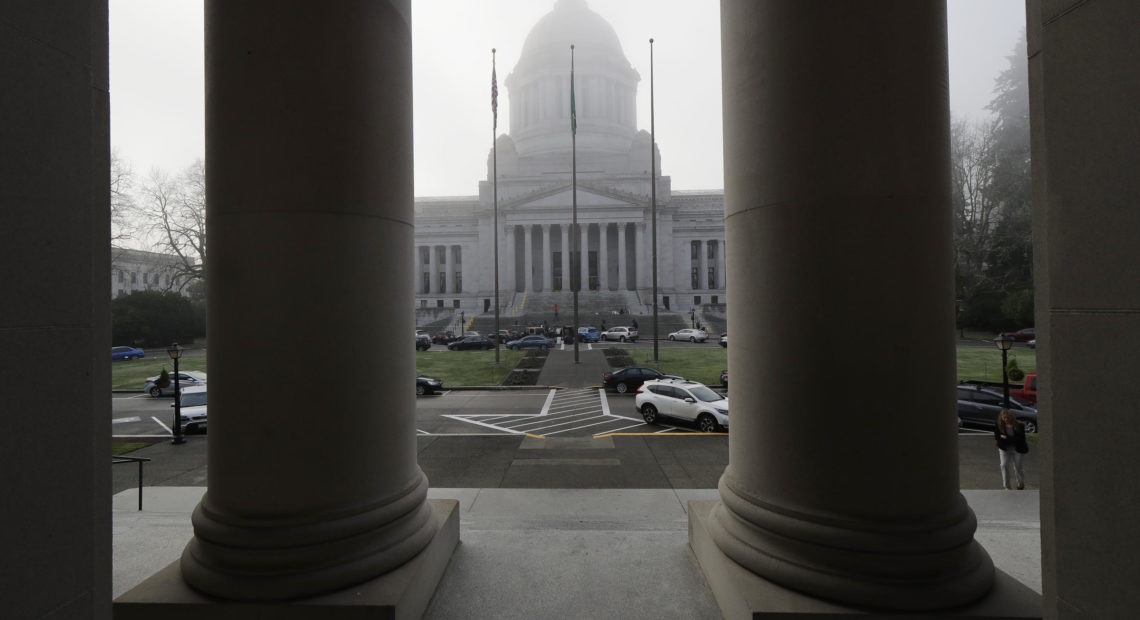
xmin=110 ymin=0 xmax=1025 ymax=197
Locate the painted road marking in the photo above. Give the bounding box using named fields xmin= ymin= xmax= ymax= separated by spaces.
xmin=112 ymin=416 xmax=141 ymax=424
xmin=151 ymin=416 xmax=172 ymax=434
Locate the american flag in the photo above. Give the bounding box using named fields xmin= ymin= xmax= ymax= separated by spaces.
xmin=491 ymin=65 xmax=498 ymax=129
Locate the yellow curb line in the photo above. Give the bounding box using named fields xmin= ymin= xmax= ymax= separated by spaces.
xmin=525 ymin=433 xmax=546 ymax=439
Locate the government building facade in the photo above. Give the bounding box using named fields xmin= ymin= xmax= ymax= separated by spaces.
xmin=414 ymin=0 xmax=726 ymax=314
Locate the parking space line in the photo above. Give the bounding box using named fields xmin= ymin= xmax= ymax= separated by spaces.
xmin=112 ymin=416 xmax=141 ymax=424
xmin=543 ymin=418 xmax=635 ymax=436
xmin=598 ymin=389 xmax=611 ymax=416
xmin=592 ymin=421 xmax=651 ymax=436
xmin=151 ymin=416 xmax=172 ymax=434
xmin=539 ymin=389 xmax=556 ymax=415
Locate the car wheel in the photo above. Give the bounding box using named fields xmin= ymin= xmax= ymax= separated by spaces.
xmin=619 ymin=336 xmax=626 ymax=342
xmin=616 ymin=382 xmax=628 ymax=394
xmin=669 ymin=335 xmax=676 ymax=341
xmin=416 ymin=384 xmax=425 ymax=396
xmin=1022 ymin=420 xmax=1037 ymax=434
xmin=689 ymin=336 xmax=696 ymax=343
xmin=698 ymin=413 xmax=718 ymax=433
xmin=641 ymin=404 xmax=658 ymax=424
xmin=149 ymin=386 xmax=162 ymax=398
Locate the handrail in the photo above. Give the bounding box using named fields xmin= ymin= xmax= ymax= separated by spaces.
xmin=112 ymin=455 xmax=151 ymax=510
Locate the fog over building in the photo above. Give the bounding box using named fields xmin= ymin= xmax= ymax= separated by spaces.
xmin=415 ymin=0 xmax=725 ymax=313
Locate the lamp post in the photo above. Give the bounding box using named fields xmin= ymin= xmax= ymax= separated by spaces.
xmin=994 ymin=335 xmax=1014 ymax=408
xmin=167 ymin=342 xmax=185 ymax=445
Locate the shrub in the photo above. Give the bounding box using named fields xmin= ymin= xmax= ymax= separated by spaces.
xmin=1006 ymin=356 xmax=1025 ymax=381
xmin=157 ymin=368 xmax=171 ymax=387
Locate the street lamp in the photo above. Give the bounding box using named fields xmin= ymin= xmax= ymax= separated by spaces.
xmin=167 ymin=342 xmax=185 ymax=445
xmin=994 ymin=335 xmax=1014 ymax=408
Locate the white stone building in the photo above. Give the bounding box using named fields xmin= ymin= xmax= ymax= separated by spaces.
xmin=110 ymin=247 xmax=191 ymax=297
xmin=414 ymin=0 xmax=725 ymax=314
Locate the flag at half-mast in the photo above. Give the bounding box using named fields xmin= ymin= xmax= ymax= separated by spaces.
xmin=491 ymin=63 xmax=499 ymax=130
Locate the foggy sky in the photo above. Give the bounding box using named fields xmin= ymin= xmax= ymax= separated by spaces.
xmin=109 ymin=0 xmax=1026 ymax=197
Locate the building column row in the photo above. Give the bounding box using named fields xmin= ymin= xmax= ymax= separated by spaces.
xmin=502 ymin=222 xmax=645 ymax=292
xmin=414 ymin=244 xmax=465 ymax=295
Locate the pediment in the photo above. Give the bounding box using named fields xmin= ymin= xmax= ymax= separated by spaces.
xmin=506 ymin=184 xmax=643 ymax=210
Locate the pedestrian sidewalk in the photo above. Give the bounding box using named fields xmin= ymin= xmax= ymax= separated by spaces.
xmin=536 ymin=346 xmax=610 ymax=388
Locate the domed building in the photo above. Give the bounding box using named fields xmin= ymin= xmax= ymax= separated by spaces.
xmin=414 ymin=0 xmax=726 ymax=315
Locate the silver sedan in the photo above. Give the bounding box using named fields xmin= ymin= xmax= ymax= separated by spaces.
xmin=668 ymin=328 xmax=709 ymax=343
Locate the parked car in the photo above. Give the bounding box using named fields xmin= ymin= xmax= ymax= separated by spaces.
xmin=416 ymin=374 xmax=443 ymax=395
xmin=999 ymin=327 xmax=1036 ymax=342
xmin=720 ymin=369 xmax=728 ymax=388
xmin=635 ymin=378 xmax=729 ymax=432
xmin=415 ymin=329 xmax=429 ymax=338
xmin=601 ymin=366 xmax=681 ymax=394
xmin=144 ymin=371 xmax=207 ymax=397
xmin=448 ymin=336 xmax=494 ymax=351
xmin=1027 ymin=338 xmax=1036 ymax=349
xmin=415 ymin=333 xmax=432 ymax=351
xmin=668 ymin=328 xmax=708 ymax=343
xmin=1012 ymin=373 xmax=1038 ymax=405
xmin=111 ymin=345 xmax=145 ymax=361
xmin=506 ymin=335 xmax=552 ymax=350
xmin=495 ymin=329 xmax=523 ymax=344
xmin=956 ymin=383 xmax=1038 ymax=433
xmin=719 ymin=333 xmax=727 ymax=348
xmin=577 ymin=327 xmax=601 ymax=343
xmin=172 ymin=385 xmax=208 ymax=433
xmin=601 ymin=326 xmax=638 ymax=342
xmin=433 ymin=330 xmax=457 ymax=345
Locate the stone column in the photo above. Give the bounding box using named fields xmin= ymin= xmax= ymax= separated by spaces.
xmin=617 ymin=223 xmax=627 ymax=291
xmin=580 ymin=222 xmax=591 ymax=291
xmin=542 ymin=224 xmax=553 ymax=292
xmin=697 ymin=240 xmax=707 ymax=291
xmin=505 ymin=225 xmax=516 ymax=293
xmin=523 ymin=224 xmax=534 ymax=292
xmin=182 ymin=0 xmax=452 ymax=603
xmin=719 ymin=238 xmax=727 ymax=289
xmin=692 ymin=2 xmax=994 ymax=613
xmin=598 ymin=223 xmax=609 ymax=290
xmin=413 ymin=245 xmax=422 ymax=294
xmin=428 ymin=245 xmax=439 ymax=295
xmin=634 ymin=222 xmax=646 ymax=288
xmin=561 ymin=224 xmax=570 ymax=291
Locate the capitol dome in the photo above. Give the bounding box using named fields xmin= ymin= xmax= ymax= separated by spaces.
xmin=504 ymin=0 xmax=641 ymax=162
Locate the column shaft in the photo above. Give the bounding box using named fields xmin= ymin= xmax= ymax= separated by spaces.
xmin=542 ymin=224 xmax=553 ymax=292
xmin=598 ymin=223 xmax=609 ymax=290
xmin=561 ymin=224 xmax=570 ymax=291
xmin=617 ymin=223 xmax=627 ymax=291
xmin=580 ymin=223 xmax=590 ymax=290
xmin=187 ymin=0 xmax=438 ymax=600
xmin=697 ymin=240 xmax=707 ymax=291
xmin=523 ymin=224 xmax=534 ymax=292
xmin=705 ymin=1 xmax=992 ymax=611
xmin=505 ymin=225 xmax=516 ymax=293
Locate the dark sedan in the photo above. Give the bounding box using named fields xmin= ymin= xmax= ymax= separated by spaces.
xmin=602 ymin=366 xmax=681 ymax=394
xmin=506 ymin=335 xmax=552 ymax=350
xmin=957 ymin=384 xmax=1038 ymax=433
xmin=416 ymin=374 xmax=443 ymax=395
xmin=999 ymin=327 xmax=1035 ymax=342
xmin=448 ymin=336 xmax=494 ymax=351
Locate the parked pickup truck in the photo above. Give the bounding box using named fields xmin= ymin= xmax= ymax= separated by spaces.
xmin=959 ymin=373 xmax=1038 ymax=405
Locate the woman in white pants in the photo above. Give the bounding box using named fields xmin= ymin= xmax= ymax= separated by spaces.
xmin=995 ymin=408 xmax=1029 ymax=490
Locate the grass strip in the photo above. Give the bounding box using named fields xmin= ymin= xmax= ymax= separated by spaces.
xmin=416 ymin=349 xmax=525 ymax=386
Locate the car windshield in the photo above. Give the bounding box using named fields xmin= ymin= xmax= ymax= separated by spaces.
xmin=688 ymin=386 xmax=722 ymax=402
xmin=181 ymin=392 xmax=206 ymax=407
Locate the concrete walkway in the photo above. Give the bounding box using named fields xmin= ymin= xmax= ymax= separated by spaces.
xmin=113 ymin=486 xmax=1041 ymax=617
xmin=537 ymin=345 xmax=611 ymax=388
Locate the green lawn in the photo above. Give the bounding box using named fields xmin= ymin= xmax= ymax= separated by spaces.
xmin=112 ymin=442 xmax=150 ymax=456
xmin=957 ymin=347 xmax=1036 ymax=383
xmin=111 ymin=357 xmax=207 ymax=390
xmin=416 ymin=350 xmax=525 ymax=386
xmin=628 ymin=348 xmax=727 ymax=386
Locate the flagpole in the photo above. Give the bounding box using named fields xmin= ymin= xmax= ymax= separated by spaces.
xmin=571 ymin=44 xmax=579 ymax=364
xmin=492 ymin=48 xmax=501 ymax=364
xmin=650 ymin=38 xmax=659 ymax=363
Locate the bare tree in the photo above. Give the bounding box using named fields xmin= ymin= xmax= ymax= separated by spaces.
xmin=950 ymin=116 xmax=1000 ymax=321
xmin=136 ymin=159 xmax=206 ymax=288
xmin=110 ymin=150 xmax=135 ymax=243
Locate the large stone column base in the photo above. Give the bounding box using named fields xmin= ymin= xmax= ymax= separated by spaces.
xmin=114 ymin=499 xmax=458 ymax=619
xmin=689 ymin=501 xmax=1041 ymax=619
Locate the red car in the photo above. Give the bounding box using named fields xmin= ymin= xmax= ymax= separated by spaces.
xmin=999 ymin=328 xmax=1035 ymax=342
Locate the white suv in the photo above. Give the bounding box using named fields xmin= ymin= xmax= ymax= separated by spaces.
xmin=601 ymin=326 xmax=638 ymax=342
xmin=634 ymin=379 xmax=729 ymax=432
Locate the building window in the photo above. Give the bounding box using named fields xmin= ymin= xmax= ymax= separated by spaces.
xmin=439 ymin=272 xmax=446 ymax=294
xmin=437 ymin=299 xmax=444 ymax=308
xmin=691 ymin=241 xmax=699 ymax=259
xmin=453 ymin=299 xmax=461 ymax=309
xmin=694 ymin=296 xmax=702 ymax=306
xmin=708 ymin=241 xmax=716 ymax=259
xmin=143 ymin=273 xmax=149 ymax=285
xmin=130 ymin=272 xmax=137 ymax=284
xmin=454 ymin=273 xmax=462 ymax=294
xmin=117 ymin=270 xmax=124 ymax=283
xmin=420 ymin=299 xmax=427 ymax=308
xmin=691 ymin=267 xmax=699 ymax=290
xmin=423 ymin=272 xmax=430 ymax=294
xmin=708 ymin=267 xmax=716 ymax=289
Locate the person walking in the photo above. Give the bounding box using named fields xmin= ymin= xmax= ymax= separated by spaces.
xmin=995 ymin=408 xmax=1029 ymax=490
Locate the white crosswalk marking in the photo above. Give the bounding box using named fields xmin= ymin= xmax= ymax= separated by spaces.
xmin=441 ymin=388 xmax=681 ymax=437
